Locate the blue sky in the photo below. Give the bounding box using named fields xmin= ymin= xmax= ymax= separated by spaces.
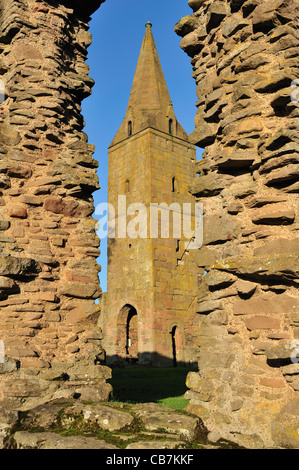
xmin=82 ymin=0 xmax=200 ymax=292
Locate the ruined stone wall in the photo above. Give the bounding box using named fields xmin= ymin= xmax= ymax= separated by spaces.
xmin=175 ymin=0 xmax=299 ymax=448
xmin=0 ymin=0 xmax=111 ymax=405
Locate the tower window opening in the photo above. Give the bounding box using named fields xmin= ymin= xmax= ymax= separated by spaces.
xmin=172 ymin=176 xmax=178 ymax=193
xmin=128 ymin=121 xmax=133 ymax=136
xmin=169 ymin=118 xmax=173 ymax=135
xmin=171 ymin=326 xmax=177 ymax=367
xmin=125 ymin=179 xmax=130 ymax=193
xmin=125 ymin=307 xmax=138 ymax=360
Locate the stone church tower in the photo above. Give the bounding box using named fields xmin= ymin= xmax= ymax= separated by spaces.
xmin=101 ymin=22 xmax=198 ymax=367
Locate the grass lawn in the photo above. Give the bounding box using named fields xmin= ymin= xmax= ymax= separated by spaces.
xmin=108 ymin=367 xmax=197 ymax=411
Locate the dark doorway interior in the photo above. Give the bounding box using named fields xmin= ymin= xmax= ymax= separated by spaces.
xmin=126 ymin=306 xmax=138 ymax=362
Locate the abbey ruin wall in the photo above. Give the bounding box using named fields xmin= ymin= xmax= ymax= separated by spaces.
xmin=0 ymin=0 xmax=111 ymax=405
xmin=175 ymin=0 xmax=299 ymax=448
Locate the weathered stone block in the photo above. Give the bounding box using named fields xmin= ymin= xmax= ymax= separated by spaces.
xmin=272 ymin=399 xmax=299 ymax=448
xmin=174 ymin=16 xmax=199 ymax=37
xmin=0 ymin=256 xmax=39 ymax=277
xmin=60 ymin=282 xmax=101 ymax=299
xmin=233 ymin=293 xmax=299 ymax=316
xmin=187 ymin=0 xmax=207 ymax=11
xmin=251 ymin=204 xmax=295 ymax=225
xmin=12 ymin=431 xmax=117 ymax=450
xmin=197 ymin=299 xmax=223 ymax=313
xmin=66 ymin=302 xmax=100 ymax=324
xmin=9 ymin=204 xmax=27 ymax=219
xmin=245 ymin=316 xmax=281 ymax=331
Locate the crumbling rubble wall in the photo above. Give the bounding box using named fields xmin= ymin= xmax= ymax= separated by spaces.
xmin=0 ymin=0 xmax=111 ymax=405
xmin=175 ymin=0 xmax=299 ymax=449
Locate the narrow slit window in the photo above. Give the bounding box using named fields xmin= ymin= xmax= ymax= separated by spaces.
xmin=125 ymin=179 xmax=130 ymax=193
xmin=171 ymin=176 xmax=176 ymax=193
xmin=128 ymin=121 xmax=132 ymax=136
xmin=169 ymin=118 xmax=173 ymax=135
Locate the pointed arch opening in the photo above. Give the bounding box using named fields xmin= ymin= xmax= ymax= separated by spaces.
xmin=117 ymin=304 xmax=138 ymax=363
xmin=172 ymin=176 xmax=179 ymax=193
xmin=172 ymin=176 xmax=176 ymax=192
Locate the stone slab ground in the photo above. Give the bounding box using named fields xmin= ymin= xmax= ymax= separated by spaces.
xmin=0 ymin=399 xmax=238 ymax=450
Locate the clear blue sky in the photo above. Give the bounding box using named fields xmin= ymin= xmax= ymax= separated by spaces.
xmin=82 ymin=0 xmax=201 ymax=292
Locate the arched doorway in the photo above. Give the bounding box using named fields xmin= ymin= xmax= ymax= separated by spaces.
xmin=117 ymin=304 xmax=138 ymax=363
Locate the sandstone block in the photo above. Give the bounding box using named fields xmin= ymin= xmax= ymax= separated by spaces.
xmin=67 ymin=363 xmax=111 ymax=382
xmin=203 ymin=214 xmax=241 ymax=245
xmin=252 ymin=0 xmax=284 ymax=29
xmin=245 ymin=316 xmax=281 ymax=331
xmin=8 ymin=348 xmax=38 ymax=358
xmin=189 ymin=123 xmax=218 ymax=148
xmin=126 ymin=441 xmax=186 ymax=449
xmin=184 ymin=403 xmax=210 ymax=422
xmin=12 ymin=431 xmax=118 ymax=449
xmin=74 ymin=384 xmax=112 ymax=402
xmin=197 ymin=299 xmax=223 ymax=313
xmin=174 ymin=15 xmax=199 ymax=37
xmin=207 ymin=1 xmax=228 ymax=29
xmin=139 ymin=411 xmax=201 ymax=441
xmin=222 ymin=14 xmax=249 ymax=38
xmin=216 ymin=151 xmax=256 ymax=170
xmin=265 ymin=164 xmax=299 ymax=186
xmin=1 ymin=377 xmax=57 ymax=399
xmin=0 ymin=357 xmax=19 ymax=374
xmin=7 ymin=164 xmax=32 ymax=179
xmin=191 ymin=173 xmax=234 ymax=197
xmin=0 ymin=256 xmax=39 ymax=277
xmin=254 ymin=238 xmax=299 ymax=256
xmin=290 ymin=378 xmax=299 ymax=391
xmin=0 ymin=125 xmax=21 ymax=146
xmin=198 ymin=352 xmax=235 ymax=369
xmin=60 ymin=282 xmax=100 ymax=299
xmin=131 ymin=403 xmax=176 ymax=416
xmin=187 ymin=0 xmax=207 ymax=11
xmin=204 ymin=270 xmax=235 ymax=288
xmin=272 ymin=399 xmax=299 ymax=448
xmin=0 ymin=221 xmax=10 ymax=231
xmin=281 ymin=364 xmax=299 ymax=377
xmin=251 ymin=204 xmax=295 ymax=225
xmin=233 ymin=293 xmax=299 ymax=316
xmin=237 ymin=118 xmax=264 ymax=135
xmin=264 ymin=343 xmax=294 ymax=361
xmin=9 ymin=204 xmax=27 ymax=219
xmin=66 ymin=302 xmax=100 ymax=324
xmin=59 ymin=403 xmax=133 ymax=432
xmin=0 ymin=276 xmax=17 ymax=291
xmin=21 ymin=195 xmax=42 ymax=206
xmin=235 ymin=280 xmax=257 ymax=295
xmin=214 ymin=253 xmax=298 ymax=281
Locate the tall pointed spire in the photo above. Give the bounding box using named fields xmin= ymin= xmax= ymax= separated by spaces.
xmin=110 ymin=23 xmax=188 ymax=147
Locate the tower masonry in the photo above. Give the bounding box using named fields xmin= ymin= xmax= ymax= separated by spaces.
xmin=101 ymin=23 xmax=199 ymax=367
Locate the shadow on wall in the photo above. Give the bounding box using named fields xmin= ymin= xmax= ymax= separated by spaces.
xmin=106 ymin=359 xmax=198 ymax=404
xmin=104 ymin=352 xmax=198 ymax=369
